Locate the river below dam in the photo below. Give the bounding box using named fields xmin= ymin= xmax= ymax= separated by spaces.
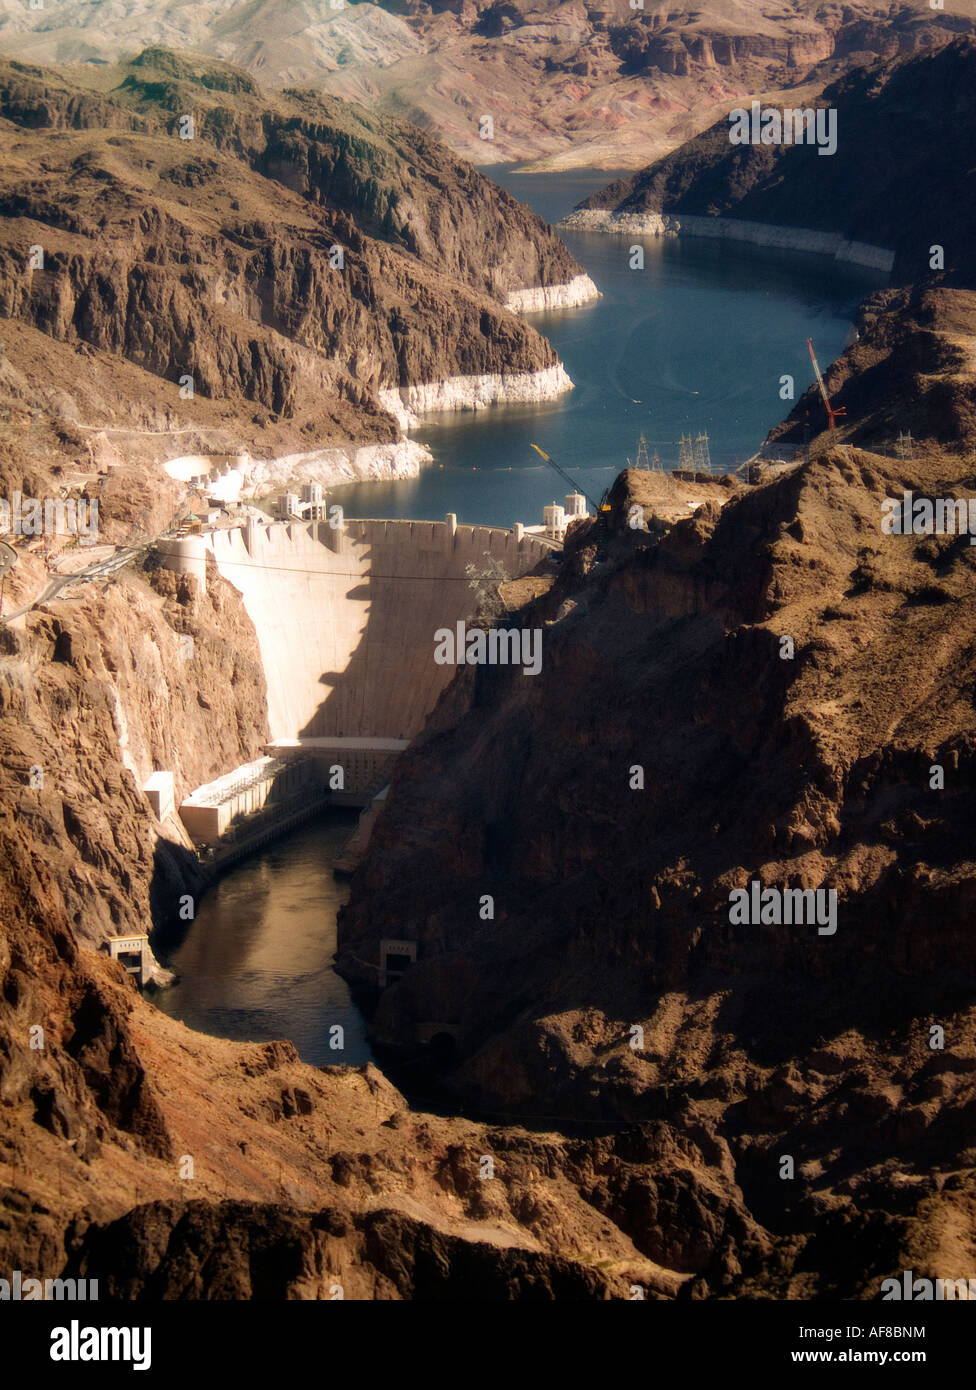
xmin=155 ymin=813 xmax=375 ymax=1066
xmin=328 ymin=166 xmax=889 ymax=529
xmin=157 ymin=170 xmax=888 ymax=1064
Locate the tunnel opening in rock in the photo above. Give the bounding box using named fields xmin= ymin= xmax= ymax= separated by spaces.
xmin=427 ymin=1031 xmax=458 ymax=1068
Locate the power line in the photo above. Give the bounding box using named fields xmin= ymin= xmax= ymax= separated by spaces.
xmin=152 ymin=543 xmax=523 ymax=583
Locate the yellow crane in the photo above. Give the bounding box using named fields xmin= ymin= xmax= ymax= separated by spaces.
xmin=529 ymin=444 xmax=612 ymax=513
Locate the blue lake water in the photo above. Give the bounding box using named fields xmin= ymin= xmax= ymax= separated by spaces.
xmin=329 ymin=166 xmax=887 ymax=528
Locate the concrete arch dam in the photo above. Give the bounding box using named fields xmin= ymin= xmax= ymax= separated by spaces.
xmin=157 ymin=515 xmax=550 ymax=863
xmin=201 ymin=516 xmax=552 ymax=746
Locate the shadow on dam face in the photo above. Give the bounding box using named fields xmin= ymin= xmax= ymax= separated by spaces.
xmin=207 ymin=517 xmax=552 ymax=743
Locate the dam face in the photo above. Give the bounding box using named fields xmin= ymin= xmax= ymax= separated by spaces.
xmin=205 ymin=517 xmax=551 ymax=742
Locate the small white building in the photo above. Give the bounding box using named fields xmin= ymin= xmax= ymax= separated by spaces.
xmin=103 ymin=934 xmax=152 ymax=987
xmin=564 ymin=492 xmax=588 ymax=519
xmin=301 ymin=483 xmax=326 ymax=521
xmin=543 ymin=502 xmax=566 ymax=541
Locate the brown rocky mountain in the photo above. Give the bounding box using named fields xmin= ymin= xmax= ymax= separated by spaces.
xmin=570 ymin=38 xmax=976 ymax=460
xmin=0 ymin=46 xmax=585 ymax=535
xmin=2 ymin=36 xmax=976 ymax=1301
xmin=336 ymin=449 xmax=976 ymax=1296
xmin=1 ymin=0 xmax=973 ymax=168
xmin=332 ymin=40 xmax=976 ymax=1294
xmin=574 ymin=36 xmax=976 ymax=285
xmin=6 ymin=418 xmax=974 ymax=1296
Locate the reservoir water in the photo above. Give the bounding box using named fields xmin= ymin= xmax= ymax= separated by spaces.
xmin=157 ymin=171 xmax=888 ymax=1061
xmin=330 ymin=166 xmax=888 ymax=528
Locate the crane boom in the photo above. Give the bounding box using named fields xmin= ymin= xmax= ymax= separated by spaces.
xmin=806 ymin=338 xmax=847 ymax=431
xmin=529 ymin=444 xmax=609 ymax=513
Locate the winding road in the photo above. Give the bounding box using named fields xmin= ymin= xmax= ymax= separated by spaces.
xmin=0 ymin=542 xmax=151 ymax=624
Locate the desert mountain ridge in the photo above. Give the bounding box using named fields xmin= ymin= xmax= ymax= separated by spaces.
xmin=574 ymin=36 xmax=976 ymax=287
xmin=1 ymin=0 xmax=974 ymax=167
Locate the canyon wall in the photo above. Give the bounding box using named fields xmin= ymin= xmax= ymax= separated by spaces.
xmin=0 ymin=49 xmax=586 ymax=486
xmin=337 ymin=446 xmax=976 ymax=1295
xmin=575 ymin=38 xmax=976 ymax=284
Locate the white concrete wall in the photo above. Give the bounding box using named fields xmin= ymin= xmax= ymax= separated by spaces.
xmin=161 ymin=535 xmax=207 ymax=587
xmin=208 ymin=518 xmax=550 ymax=742
xmin=560 ymin=208 xmax=895 ymax=272
xmin=143 ymin=771 xmax=175 ymax=821
xmin=505 ymin=275 xmax=600 ymax=313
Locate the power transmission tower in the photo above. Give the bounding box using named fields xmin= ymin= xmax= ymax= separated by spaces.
xmin=693 ymin=432 xmax=711 ymax=474
xmin=896 ymin=430 xmax=913 ymax=459
xmin=678 ymin=433 xmax=694 ymax=470
xmin=651 ymin=450 xmax=662 ymax=471
xmin=635 ymin=433 xmax=650 ymax=470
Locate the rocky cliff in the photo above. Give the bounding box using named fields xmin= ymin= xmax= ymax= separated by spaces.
xmin=337 ymin=440 xmax=976 ymax=1294
xmin=0 ymin=46 xmax=588 ymax=509
xmin=572 ymin=37 xmax=976 ymax=285
xmin=0 ymin=517 xmax=688 ymax=1301
xmin=1 ymin=0 xmax=971 ymax=168
xmin=769 ymin=284 xmax=976 ymax=456
xmin=3 ymin=26 xmax=976 ymax=1306
xmin=0 ymin=46 xmax=674 ymax=1304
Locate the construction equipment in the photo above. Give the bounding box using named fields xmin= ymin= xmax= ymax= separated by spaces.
xmin=530 ymin=444 xmax=611 ymax=513
xmin=807 ymin=338 xmax=847 ymax=431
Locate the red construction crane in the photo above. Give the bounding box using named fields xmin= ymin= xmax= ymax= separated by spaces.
xmin=807 ymin=338 xmax=847 ymax=431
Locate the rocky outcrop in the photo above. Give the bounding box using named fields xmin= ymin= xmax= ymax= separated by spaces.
xmin=769 ymin=285 xmax=976 ymax=454
xmin=573 ymin=38 xmax=976 ymax=284
xmin=0 ymin=557 xmax=268 ymax=952
xmin=64 ymin=1199 xmax=619 ymax=1300
xmin=0 ymin=49 xmax=584 ymax=477
xmin=337 ymin=435 xmax=976 ymax=1292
